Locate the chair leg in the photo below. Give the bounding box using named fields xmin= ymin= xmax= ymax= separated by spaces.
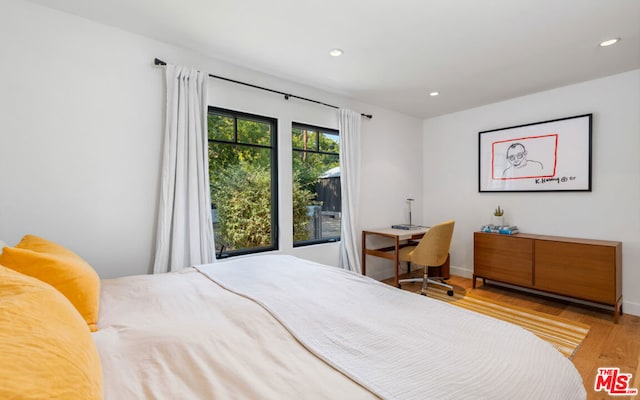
xmin=426 ymin=278 xmax=454 ymax=296
xmin=420 ymin=267 xmax=428 ymax=296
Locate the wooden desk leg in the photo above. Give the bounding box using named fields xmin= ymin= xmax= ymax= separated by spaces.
xmin=361 ymin=231 xmax=367 ymax=276
xmin=394 ymin=237 xmax=400 ymax=288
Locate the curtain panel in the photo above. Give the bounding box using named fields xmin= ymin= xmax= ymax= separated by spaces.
xmin=338 ymin=109 xmax=362 ymax=273
xmin=153 ymin=65 xmax=215 ymax=273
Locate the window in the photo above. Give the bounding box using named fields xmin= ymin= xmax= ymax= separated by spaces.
xmin=292 ymin=123 xmax=340 ymax=246
xmin=208 ymin=107 xmax=278 ymax=258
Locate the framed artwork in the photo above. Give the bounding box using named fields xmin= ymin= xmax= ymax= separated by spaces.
xmin=478 ymin=114 xmax=592 ymax=192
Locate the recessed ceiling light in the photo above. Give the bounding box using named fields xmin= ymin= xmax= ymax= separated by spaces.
xmin=599 ymin=38 xmax=620 ymax=47
xmin=329 ymin=48 xmax=343 ymax=57
xmin=429 ymin=91 xmax=440 ymax=97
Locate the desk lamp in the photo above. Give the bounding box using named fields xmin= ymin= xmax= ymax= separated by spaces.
xmin=407 ymin=198 xmax=414 ymax=226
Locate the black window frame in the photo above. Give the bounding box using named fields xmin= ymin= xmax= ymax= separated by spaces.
xmin=208 ymin=106 xmax=279 ymax=259
xmin=292 ymin=122 xmax=341 ymax=247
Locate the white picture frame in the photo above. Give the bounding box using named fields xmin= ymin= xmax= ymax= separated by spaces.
xmin=478 ymin=114 xmax=592 ymax=192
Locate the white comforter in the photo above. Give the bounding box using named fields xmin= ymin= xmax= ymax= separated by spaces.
xmin=94 ymin=264 xmax=375 ymax=399
xmin=94 ymin=254 xmax=586 ymax=400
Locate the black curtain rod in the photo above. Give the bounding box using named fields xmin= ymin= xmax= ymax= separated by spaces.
xmin=154 ymin=58 xmax=372 ymax=119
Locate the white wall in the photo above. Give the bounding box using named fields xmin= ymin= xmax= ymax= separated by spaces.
xmin=0 ymin=0 xmax=422 ymax=279
xmin=423 ymin=69 xmax=640 ymax=316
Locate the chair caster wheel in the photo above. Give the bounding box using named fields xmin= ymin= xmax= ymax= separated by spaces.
xmin=447 ymin=290 xmax=454 ymax=296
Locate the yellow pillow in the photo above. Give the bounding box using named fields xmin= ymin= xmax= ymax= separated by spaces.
xmin=0 ymin=265 xmax=103 ymax=399
xmin=0 ymin=235 xmax=100 ymax=332
xmin=17 ymin=234 xmax=85 ymax=258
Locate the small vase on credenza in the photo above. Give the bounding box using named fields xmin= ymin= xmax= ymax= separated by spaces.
xmin=492 ymin=205 xmax=505 ymax=227
xmin=492 ymin=215 xmax=505 ymax=227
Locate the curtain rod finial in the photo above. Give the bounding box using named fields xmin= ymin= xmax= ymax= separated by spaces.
xmin=154 ymin=58 xmax=166 ymax=66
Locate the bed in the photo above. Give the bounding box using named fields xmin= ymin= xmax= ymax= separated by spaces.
xmin=93 ymin=254 xmax=586 ymax=400
xmin=0 ymin=235 xmax=585 ymax=399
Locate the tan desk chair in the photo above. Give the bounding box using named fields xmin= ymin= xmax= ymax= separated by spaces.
xmin=398 ymin=220 xmax=455 ymax=296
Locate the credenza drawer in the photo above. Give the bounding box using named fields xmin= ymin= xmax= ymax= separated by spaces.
xmin=534 ymin=240 xmax=616 ymax=303
xmin=474 ymin=233 xmax=533 ymax=287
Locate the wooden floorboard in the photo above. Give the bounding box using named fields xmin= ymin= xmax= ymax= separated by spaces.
xmin=383 ymin=273 xmax=640 ymax=400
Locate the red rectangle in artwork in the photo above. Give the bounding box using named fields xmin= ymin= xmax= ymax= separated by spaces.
xmin=491 ymin=134 xmax=558 ymax=180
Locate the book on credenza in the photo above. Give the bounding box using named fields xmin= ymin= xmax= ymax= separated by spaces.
xmin=481 ymin=225 xmax=519 ymax=234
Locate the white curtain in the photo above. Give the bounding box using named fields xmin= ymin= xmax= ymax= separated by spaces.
xmin=338 ymin=109 xmax=362 ymax=273
xmin=153 ymin=65 xmax=216 ymax=274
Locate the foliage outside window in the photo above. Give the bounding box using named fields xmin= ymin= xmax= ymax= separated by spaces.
xmin=208 ymin=107 xmax=279 ymax=258
xmin=292 ymin=123 xmax=341 ymax=246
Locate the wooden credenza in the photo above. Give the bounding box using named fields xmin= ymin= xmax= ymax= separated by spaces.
xmin=473 ymin=232 xmax=622 ymax=322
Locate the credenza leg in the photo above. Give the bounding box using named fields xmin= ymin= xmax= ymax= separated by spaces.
xmin=614 ymin=298 xmax=623 ymax=324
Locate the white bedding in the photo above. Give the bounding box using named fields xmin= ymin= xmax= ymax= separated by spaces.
xmin=93 ymin=266 xmax=376 ymax=399
xmin=94 ymin=254 xmax=586 ymax=400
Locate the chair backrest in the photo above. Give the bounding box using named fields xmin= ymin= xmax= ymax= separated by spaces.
xmin=409 ymin=220 xmax=455 ymax=267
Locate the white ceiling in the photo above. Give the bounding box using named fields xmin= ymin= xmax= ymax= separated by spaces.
xmin=25 ymin=0 xmax=640 ymax=118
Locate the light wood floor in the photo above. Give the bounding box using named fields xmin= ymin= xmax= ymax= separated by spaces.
xmin=383 ymin=273 xmax=640 ymax=400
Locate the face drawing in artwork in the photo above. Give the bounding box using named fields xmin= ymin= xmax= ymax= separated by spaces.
xmin=503 ymin=142 xmax=544 ymax=176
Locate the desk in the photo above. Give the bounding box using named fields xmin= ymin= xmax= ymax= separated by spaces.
xmin=362 ymin=227 xmax=430 ymax=287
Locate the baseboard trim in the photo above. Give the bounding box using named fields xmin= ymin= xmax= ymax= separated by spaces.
xmin=450 ymin=266 xmax=473 ymax=278
xmin=622 ymin=300 xmax=640 ymax=317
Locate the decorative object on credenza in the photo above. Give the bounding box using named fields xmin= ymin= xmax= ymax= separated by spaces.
xmin=480 ymin=225 xmax=495 ymax=233
xmin=498 ymin=226 xmax=519 ymax=235
xmin=492 ymin=205 xmax=505 ymax=226
xmin=480 ymin=224 xmax=519 ymax=235
xmin=478 ymin=114 xmax=592 ymax=192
